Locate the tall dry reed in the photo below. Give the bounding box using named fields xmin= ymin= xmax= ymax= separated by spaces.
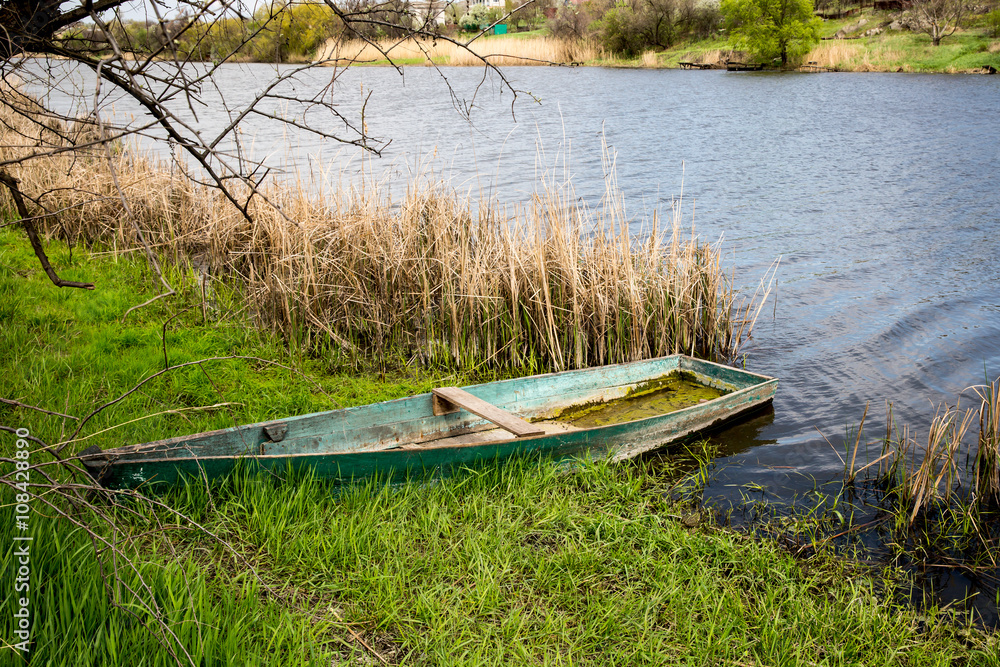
xmin=0 ymin=97 xmax=762 ymax=373
xmin=974 ymin=379 xmax=1000 ymax=505
xmin=678 ymin=49 xmax=746 ymax=66
xmin=804 ymin=42 xmax=906 ymax=72
xmin=316 ymin=35 xmax=602 ymax=66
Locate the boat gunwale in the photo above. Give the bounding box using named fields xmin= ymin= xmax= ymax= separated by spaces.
xmin=91 ymin=381 xmax=777 ymax=464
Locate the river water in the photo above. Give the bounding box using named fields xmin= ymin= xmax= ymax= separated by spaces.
xmin=172 ymin=63 xmax=1000 ymax=485
xmin=23 ymin=61 xmax=1000 ymax=619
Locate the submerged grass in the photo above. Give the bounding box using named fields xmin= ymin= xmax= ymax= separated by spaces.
xmin=741 ymin=384 xmax=1000 ymax=628
xmin=2 ymin=234 xmax=998 ymax=664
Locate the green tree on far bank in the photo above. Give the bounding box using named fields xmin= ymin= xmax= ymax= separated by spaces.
xmin=721 ymin=0 xmax=821 ymax=65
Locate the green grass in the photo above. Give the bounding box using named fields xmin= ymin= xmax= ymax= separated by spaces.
xmin=877 ymin=31 xmax=1000 ymax=72
xmin=491 ymin=27 xmax=550 ymax=40
xmin=5 ymin=457 xmax=998 ymax=665
xmin=3 ymin=230 xmax=999 ymax=664
xmin=817 ymin=13 xmax=871 ymax=39
xmin=0 ymin=228 xmax=471 ymax=457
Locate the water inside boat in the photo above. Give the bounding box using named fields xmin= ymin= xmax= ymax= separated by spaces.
xmin=552 ymin=371 xmax=729 ymax=428
xmin=422 ymin=371 xmax=732 ymax=449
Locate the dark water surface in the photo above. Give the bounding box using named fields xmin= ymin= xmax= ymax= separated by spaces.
xmin=199 ymin=65 xmax=1000 ymax=487
xmin=27 ymin=62 xmax=1000 ymax=619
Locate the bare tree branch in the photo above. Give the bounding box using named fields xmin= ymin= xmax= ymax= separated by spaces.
xmin=0 ymin=169 xmax=95 ymax=288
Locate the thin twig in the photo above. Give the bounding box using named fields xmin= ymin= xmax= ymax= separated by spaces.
xmin=1 ymin=397 xmax=79 ymax=420
xmin=62 ymin=355 xmax=338 ymax=452
xmin=57 ymin=402 xmax=241 ymax=448
xmin=329 ymin=607 xmax=390 ymax=665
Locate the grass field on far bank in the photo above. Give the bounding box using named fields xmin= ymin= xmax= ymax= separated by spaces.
xmin=622 ymin=12 xmax=1000 ymax=73
xmin=2 ymin=228 xmax=1000 ymax=665
xmin=317 ymin=10 xmax=1000 ymax=73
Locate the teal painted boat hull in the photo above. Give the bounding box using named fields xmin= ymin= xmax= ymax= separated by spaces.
xmin=81 ymin=355 xmax=777 ymax=490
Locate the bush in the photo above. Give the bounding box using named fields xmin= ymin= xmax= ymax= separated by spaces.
xmin=548 ymin=5 xmax=598 ymax=39
xmin=685 ymin=1 xmax=722 ymax=39
xmin=987 ymin=8 xmax=1000 ymax=38
xmin=594 ymin=3 xmax=644 ymax=56
xmin=459 ymin=4 xmax=502 ymax=31
xmin=574 ymin=0 xmax=722 ymax=56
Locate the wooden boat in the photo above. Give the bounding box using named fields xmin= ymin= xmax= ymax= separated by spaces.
xmin=80 ymin=355 xmax=777 ymax=490
xmin=726 ymin=61 xmax=766 ymax=72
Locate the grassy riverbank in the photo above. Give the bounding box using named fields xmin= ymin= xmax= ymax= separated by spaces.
xmin=2 ymin=231 xmax=998 ymax=664
xmin=604 ymin=10 xmax=1000 ymax=73
xmin=313 ymin=9 xmax=1000 ymax=73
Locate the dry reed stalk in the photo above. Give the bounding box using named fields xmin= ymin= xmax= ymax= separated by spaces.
xmin=695 ymin=49 xmax=720 ymax=64
xmin=876 ymin=403 xmax=902 ymax=485
xmin=907 ymin=407 xmax=974 ymax=522
xmin=316 ymin=35 xmax=602 ymax=66
xmin=974 ymin=379 xmax=1000 ymax=504
xmin=0 ymin=96 xmax=760 ymax=373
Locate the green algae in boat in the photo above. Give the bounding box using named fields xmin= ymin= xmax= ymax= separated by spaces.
xmin=554 ymin=372 xmax=729 ymax=429
xmin=80 ymin=354 xmax=777 ymax=490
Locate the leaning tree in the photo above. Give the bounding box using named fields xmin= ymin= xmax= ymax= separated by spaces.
xmin=0 ymin=0 xmax=534 ymax=297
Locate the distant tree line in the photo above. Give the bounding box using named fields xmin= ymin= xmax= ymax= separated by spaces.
xmin=52 ymin=0 xmax=1000 ymax=64
xmin=550 ymin=0 xmax=1000 ymax=61
xmin=55 ymin=0 xmax=552 ymax=64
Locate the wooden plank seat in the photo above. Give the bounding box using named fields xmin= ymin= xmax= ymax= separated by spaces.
xmin=431 ymin=387 xmax=544 ymax=438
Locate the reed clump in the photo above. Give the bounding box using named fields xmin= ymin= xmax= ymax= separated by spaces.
xmin=826 ymin=382 xmax=1000 ymax=580
xmin=848 ymin=384 xmax=1000 ymax=524
xmin=742 ymin=385 xmax=1000 ymax=625
xmin=804 ymin=41 xmax=907 ymax=72
xmin=315 ymin=34 xmax=603 ymax=66
xmin=677 ymin=48 xmax=746 ymax=66
xmin=0 ymin=98 xmax=761 ymax=373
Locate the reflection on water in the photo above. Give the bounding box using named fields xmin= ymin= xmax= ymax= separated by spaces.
xmin=706 ymin=408 xmax=778 ymax=460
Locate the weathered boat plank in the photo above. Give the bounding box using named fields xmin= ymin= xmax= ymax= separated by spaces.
xmin=431 ymin=387 xmax=544 ymax=437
